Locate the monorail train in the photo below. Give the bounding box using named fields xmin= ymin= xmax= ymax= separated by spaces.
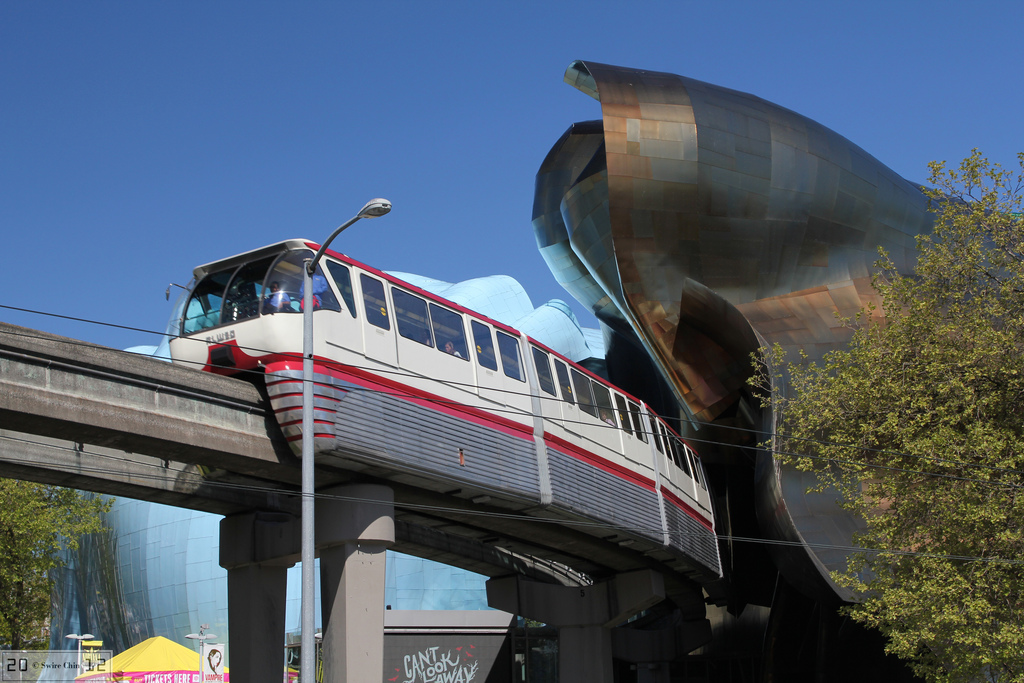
xmin=168 ymin=239 xmax=721 ymax=582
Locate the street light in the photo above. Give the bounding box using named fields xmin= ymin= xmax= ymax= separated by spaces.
xmin=186 ymin=624 xmax=216 ymax=682
xmin=301 ymin=198 xmax=392 ymax=683
xmin=65 ymin=633 xmax=95 ymax=673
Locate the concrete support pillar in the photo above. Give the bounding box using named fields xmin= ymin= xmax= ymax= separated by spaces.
xmin=220 ymin=512 xmax=300 ymax=683
xmin=611 ymin=625 xmax=679 ymax=683
xmin=486 ymin=570 xmax=665 ymax=683
xmin=316 ymin=484 xmax=395 ymax=683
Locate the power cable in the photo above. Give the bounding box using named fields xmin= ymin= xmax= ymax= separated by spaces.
xmin=4 ymin=303 xmax=1024 ymax=487
xmin=3 ymin=431 xmax=1020 ymax=568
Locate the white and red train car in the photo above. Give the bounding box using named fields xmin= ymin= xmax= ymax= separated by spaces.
xmin=168 ymin=239 xmax=721 ymax=582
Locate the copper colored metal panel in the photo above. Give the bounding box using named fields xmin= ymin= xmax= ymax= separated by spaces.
xmin=533 ymin=60 xmax=933 ymax=601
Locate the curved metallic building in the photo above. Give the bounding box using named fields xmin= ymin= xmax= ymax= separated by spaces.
xmin=533 ymin=61 xmax=933 ymax=608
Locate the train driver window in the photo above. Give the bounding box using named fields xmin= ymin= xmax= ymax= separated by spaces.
xmin=360 ymin=274 xmax=390 ymax=329
xmin=183 ymin=268 xmax=233 ymax=334
xmin=429 ymin=304 xmax=468 ymax=359
xmin=614 ymin=395 xmax=632 ymax=435
xmin=224 ymin=256 xmax=276 ymax=324
xmin=570 ymin=370 xmax=597 ymax=417
xmin=325 ymin=261 xmax=357 ymax=318
xmin=496 ymin=331 xmax=524 ymax=382
xmin=532 ymin=348 xmax=557 ymax=396
xmin=393 ymin=289 xmax=433 ymax=347
xmin=554 ymin=360 xmax=574 ymax=405
xmin=592 ymin=383 xmax=617 ymax=427
xmin=628 ymin=402 xmax=647 ymax=443
xmin=471 ymin=321 xmax=497 ymax=371
xmin=263 ymin=251 xmax=340 ymax=314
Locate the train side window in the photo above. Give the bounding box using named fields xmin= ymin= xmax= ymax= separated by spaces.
xmin=652 ymin=420 xmax=665 ymax=454
xmin=614 ymin=395 xmax=631 ymax=435
xmin=570 ymin=370 xmax=597 ymax=417
xmin=674 ymin=439 xmax=693 ymax=477
xmin=496 ymin=331 xmax=524 ymax=382
xmin=183 ymin=268 xmax=233 ymax=334
xmin=325 ymin=261 xmax=357 ymax=318
xmin=685 ymin=445 xmax=704 ymax=488
xmin=393 ymin=289 xmax=433 ymax=347
xmin=532 ymin=348 xmax=557 ymax=396
xmin=471 ymin=321 xmax=497 ymax=371
xmin=665 ymin=426 xmax=679 ymax=464
xmin=429 ymin=304 xmax=468 ymax=359
xmin=360 ymin=275 xmax=390 ymax=329
xmin=592 ymin=383 xmax=617 ymax=426
xmin=554 ymin=360 xmax=574 ymax=405
xmin=628 ymin=402 xmax=647 ymax=443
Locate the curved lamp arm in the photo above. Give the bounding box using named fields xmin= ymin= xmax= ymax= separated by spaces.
xmin=306 ymin=198 xmax=392 ymax=274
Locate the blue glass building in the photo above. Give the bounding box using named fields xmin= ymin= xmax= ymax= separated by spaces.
xmin=52 ymin=272 xmax=603 ymax=667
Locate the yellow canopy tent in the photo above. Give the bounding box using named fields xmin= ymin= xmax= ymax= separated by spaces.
xmin=76 ymin=636 xmax=229 ymax=683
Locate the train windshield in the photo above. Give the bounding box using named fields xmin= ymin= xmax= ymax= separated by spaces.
xmin=181 ymin=249 xmax=340 ymax=336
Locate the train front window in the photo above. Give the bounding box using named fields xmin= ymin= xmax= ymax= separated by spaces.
xmin=361 ymin=275 xmax=390 ymax=330
xmin=224 ymin=256 xmax=276 ymax=325
xmin=471 ymin=321 xmax=497 ymax=370
xmin=393 ymin=289 xmax=433 ymax=346
xmin=430 ymin=304 xmax=467 ymax=359
xmin=183 ymin=268 xmax=233 ymax=334
xmin=261 ymin=254 xmax=302 ymax=314
xmin=264 ymin=251 xmax=339 ymax=314
xmin=496 ymin=331 xmax=524 ymax=382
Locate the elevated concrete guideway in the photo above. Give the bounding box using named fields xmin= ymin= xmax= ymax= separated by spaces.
xmin=0 ymin=322 xmax=713 ymax=682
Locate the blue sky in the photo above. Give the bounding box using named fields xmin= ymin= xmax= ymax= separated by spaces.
xmin=2 ymin=1 xmax=1023 ymax=352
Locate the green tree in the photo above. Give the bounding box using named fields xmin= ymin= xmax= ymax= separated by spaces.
xmin=761 ymin=151 xmax=1024 ymax=683
xmin=0 ymin=479 xmax=111 ymax=649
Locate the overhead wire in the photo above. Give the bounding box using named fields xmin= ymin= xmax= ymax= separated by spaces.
xmin=3 ymin=429 xmax=1022 ymax=567
xmin=4 ymin=302 xmax=1023 ymax=487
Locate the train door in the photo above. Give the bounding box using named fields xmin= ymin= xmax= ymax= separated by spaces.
xmin=357 ymin=273 xmax=398 ymax=367
xmin=495 ymin=330 xmax=531 ymax=417
xmin=320 ymin=260 xmax=364 ymax=358
xmin=552 ymin=359 xmax=582 ymax=437
xmin=530 ymin=347 xmax=562 ymax=423
xmin=471 ymin=321 xmax=504 ymax=405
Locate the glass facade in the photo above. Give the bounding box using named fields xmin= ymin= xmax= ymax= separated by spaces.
xmin=52 ymin=498 xmax=491 ymax=665
xmin=64 ymin=270 xmax=602 ymax=670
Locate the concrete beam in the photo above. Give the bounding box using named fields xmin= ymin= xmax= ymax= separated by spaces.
xmin=0 ymin=429 xmax=296 ymax=515
xmin=0 ymin=322 xmax=295 ymax=481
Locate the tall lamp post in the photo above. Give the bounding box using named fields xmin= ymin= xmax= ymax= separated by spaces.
xmin=65 ymin=633 xmax=95 ymax=673
xmin=301 ymin=198 xmax=392 ymax=682
xmin=186 ymin=624 xmax=216 ymax=681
